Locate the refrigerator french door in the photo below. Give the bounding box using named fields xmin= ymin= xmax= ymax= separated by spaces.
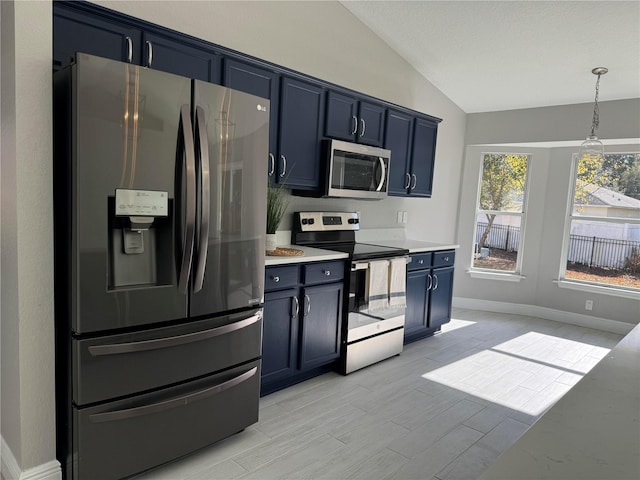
xmin=54 ymin=53 xmax=268 ymax=480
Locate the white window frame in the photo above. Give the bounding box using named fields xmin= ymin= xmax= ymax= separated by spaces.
xmin=558 ymin=152 xmax=640 ymax=299
xmin=469 ymin=152 xmax=532 ymax=280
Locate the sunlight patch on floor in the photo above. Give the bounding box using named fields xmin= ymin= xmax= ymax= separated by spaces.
xmin=421 ymin=331 xmax=611 ymax=416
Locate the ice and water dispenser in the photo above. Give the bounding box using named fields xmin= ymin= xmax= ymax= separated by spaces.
xmin=108 ymin=188 xmax=173 ymax=289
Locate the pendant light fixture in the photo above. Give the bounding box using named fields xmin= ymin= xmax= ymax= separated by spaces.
xmin=578 ymin=67 xmax=608 ymax=162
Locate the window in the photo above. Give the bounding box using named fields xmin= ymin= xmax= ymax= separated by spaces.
xmin=560 ymin=153 xmax=640 ymax=293
xmin=472 ymin=153 xmax=530 ymax=274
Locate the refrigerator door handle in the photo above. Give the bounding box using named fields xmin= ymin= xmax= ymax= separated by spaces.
xmin=88 ymin=366 xmax=258 ymax=423
xmin=178 ymin=104 xmax=197 ymax=294
xmin=87 ymin=312 xmax=262 ymax=356
xmin=193 ymin=106 xmax=210 ymax=292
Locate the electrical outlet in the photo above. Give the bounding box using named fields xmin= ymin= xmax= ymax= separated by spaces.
xmin=585 ymin=299 xmax=593 ymax=311
xmin=402 ymin=211 xmax=409 ymax=224
xmin=397 ymin=211 xmax=403 ymax=224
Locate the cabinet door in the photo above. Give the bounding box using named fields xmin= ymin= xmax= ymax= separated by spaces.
xmin=278 ymin=77 xmax=325 ymax=189
xmin=428 ymin=266 xmax=454 ymax=330
xmin=325 ymin=91 xmax=357 ymax=142
xmin=299 ymin=283 xmax=343 ymax=370
xmin=262 ymin=289 xmax=299 ymax=385
xmin=384 ymin=109 xmax=413 ymax=196
xmin=142 ymin=32 xmax=222 ymax=84
xmin=358 ymin=101 xmax=386 ymax=147
xmin=223 ymin=59 xmax=280 ymax=180
xmin=409 ymin=117 xmax=438 ymax=197
xmin=405 ymin=269 xmax=429 ymax=340
xmin=53 ymin=5 xmax=142 ymax=70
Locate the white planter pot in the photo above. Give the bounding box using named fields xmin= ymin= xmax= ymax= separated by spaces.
xmin=265 ymin=234 xmax=277 ymax=253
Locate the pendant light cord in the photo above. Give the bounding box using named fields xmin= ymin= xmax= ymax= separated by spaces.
xmin=590 ymin=73 xmax=602 ymax=137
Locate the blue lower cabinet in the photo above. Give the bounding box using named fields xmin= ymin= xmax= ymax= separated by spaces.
xmin=261 ymin=262 xmax=344 ymax=395
xmin=404 ymin=251 xmax=455 ymax=344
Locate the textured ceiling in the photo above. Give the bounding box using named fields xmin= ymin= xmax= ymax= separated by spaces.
xmin=341 ymin=1 xmax=640 ymax=113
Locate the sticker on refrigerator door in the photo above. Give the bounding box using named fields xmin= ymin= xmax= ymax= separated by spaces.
xmin=115 ymin=189 xmax=169 ymax=217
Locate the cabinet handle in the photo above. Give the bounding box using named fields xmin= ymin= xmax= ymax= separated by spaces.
xmin=427 ymin=273 xmax=433 ymax=291
xmin=280 ymin=155 xmax=287 ymax=177
xmin=272 ymin=276 xmax=280 ymax=283
xmin=418 ymin=259 xmax=424 ymax=265
xmin=323 ymin=270 xmax=331 ymax=276
xmin=360 ymin=117 xmax=366 ymax=137
xmin=145 ymin=40 xmax=153 ymax=68
xmin=125 ymin=36 xmax=133 ymax=63
xmin=443 ymin=256 xmax=449 ymax=262
xmin=293 ymin=296 xmax=299 ymax=318
xmin=433 ymin=274 xmax=439 ymax=291
xmin=405 ymin=173 xmax=411 ymax=189
xmin=304 ymin=294 xmax=311 ymax=316
xmin=351 ymin=115 xmax=358 ymax=135
xmin=411 ymin=174 xmax=417 ymax=190
xmin=268 ymin=153 xmax=275 ymax=176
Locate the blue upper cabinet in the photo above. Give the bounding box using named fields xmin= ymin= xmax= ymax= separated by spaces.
xmin=223 ymin=59 xmax=280 ymax=182
xmin=278 ymin=76 xmax=325 ymax=190
xmin=409 ymin=117 xmax=438 ymax=197
xmin=54 ymin=3 xmax=222 ymax=84
xmin=142 ymin=32 xmax=222 ymax=84
xmin=53 ymin=5 xmax=142 ymax=69
xmin=385 ymin=109 xmax=439 ymax=198
xmin=385 ymin=109 xmax=414 ymax=195
xmin=325 ymin=91 xmax=386 ymax=147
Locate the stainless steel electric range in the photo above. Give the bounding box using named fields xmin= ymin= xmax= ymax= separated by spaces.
xmin=292 ymin=212 xmax=410 ymax=374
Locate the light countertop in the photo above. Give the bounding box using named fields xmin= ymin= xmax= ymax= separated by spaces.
xmin=479 ymin=321 xmax=640 ymax=480
xmin=368 ymin=239 xmax=460 ymax=254
xmin=265 ymin=245 xmax=348 ymax=266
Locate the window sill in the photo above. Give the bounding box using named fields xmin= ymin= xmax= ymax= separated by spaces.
xmin=554 ymin=279 xmax=640 ymax=300
xmin=467 ymin=269 xmax=526 ymax=282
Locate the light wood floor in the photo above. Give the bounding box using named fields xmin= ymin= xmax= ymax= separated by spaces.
xmin=134 ymin=308 xmax=623 ymax=480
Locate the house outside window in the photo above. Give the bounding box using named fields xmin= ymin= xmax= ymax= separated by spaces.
xmin=560 ymin=153 xmax=640 ymax=294
xmin=472 ymin=153 xmax=530 ymax=274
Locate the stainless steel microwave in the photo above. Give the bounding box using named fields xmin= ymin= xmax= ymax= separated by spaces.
xmin=324 ymin=139 xmax=391 ymax=199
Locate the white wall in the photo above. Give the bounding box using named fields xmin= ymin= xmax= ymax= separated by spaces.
xmin=457 ymin=101 xmax=640 ymax=326
xmin=1 ymin=0 xmax=55 ymax=474
xmin=1 ymin=0 xmax=467 ymax=473
xmin=96 ymin=0 xmax=467 ymax=243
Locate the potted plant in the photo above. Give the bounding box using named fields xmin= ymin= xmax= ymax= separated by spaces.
xmin=266 ymin=181 xmax=289 ymax=253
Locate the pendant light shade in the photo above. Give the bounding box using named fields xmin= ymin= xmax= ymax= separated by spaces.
xmin=578 ymin=67 xmax=608 ymax=163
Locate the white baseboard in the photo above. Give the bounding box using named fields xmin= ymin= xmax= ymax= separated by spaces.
xmin=1 ymin=437 xmax=61 ymax=480
xmin=452 ymin=297 xmax=635 ymax=335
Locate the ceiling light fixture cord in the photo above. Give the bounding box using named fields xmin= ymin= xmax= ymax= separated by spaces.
xmin=590 ymin=72 xmax=601 ymax=137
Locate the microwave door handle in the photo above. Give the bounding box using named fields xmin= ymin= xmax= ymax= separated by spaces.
xmin=177 ymin=104 xmax=196 ymax=294
xmin=193 ymin=106 xmax=210 ymax=293
xmin=375 ymin=157 xmax=386 ymax=192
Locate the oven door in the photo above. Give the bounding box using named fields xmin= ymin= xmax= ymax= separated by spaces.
xmin=345 ymin=258 xmax=406 ymax=373
xmin=325 ymin=140 xmax=390 ymax=199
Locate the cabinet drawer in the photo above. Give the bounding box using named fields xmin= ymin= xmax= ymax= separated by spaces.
xmin=408 ymin=253 xmax=432 ymax=271
xmin=433 ymin=250 xmax=455 ymax=267
xmin=73 ymin=309 xmax=262 ymax=405
xmin=74 ymin=361 xmax=260 ymax=480
xmin=265 ymin=265 xmax=299 ymax=291
xmin=303 ymin=261 xmax=345 ymax=284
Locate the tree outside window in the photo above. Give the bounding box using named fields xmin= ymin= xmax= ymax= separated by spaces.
xmin=472 ymin=153 xmax=530 ymax=272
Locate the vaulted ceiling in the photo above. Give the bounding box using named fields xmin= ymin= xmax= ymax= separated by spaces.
xmin=342 ymin=1 xmax=640 ymax=113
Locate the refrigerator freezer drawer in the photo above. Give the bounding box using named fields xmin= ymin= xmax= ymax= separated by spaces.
xmin=72 ymin=360 xmax=260 ymax=480
xmin=73 ymin=308 xmax=262 ymax=405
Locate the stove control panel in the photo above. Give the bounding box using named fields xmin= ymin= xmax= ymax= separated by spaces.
xmin=295 ymin=212 xmax=360 ymax=232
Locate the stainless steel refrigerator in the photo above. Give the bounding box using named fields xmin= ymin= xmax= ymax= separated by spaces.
xmin=54 ymin=53 xmax=269 ymax=480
